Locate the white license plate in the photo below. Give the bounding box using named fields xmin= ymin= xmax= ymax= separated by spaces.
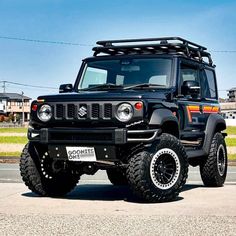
xmin=66 ymin=147 xmax=96 ymax=162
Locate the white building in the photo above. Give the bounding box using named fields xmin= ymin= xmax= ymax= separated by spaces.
xmin=0 ymin=93 xmax=31 ymax=121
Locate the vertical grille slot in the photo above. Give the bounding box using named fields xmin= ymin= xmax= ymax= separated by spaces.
xmin=104 ymin=103 xmax=112 ymax=118
xmin=91 ymin=104 xmax=99 ymax=119
xmin=67 ymin=104 xmax=75 ymax=118
xmin=56 ymin=104 xmax=64 ymax=118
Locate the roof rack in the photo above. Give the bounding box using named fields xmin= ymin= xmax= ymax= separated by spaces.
xmin=92 ymin=37 xmax=213 ymax=65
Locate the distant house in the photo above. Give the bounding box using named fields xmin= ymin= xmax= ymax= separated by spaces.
xmin=0 ymin=93 xmax=31 ymax=121
xmin=220 ymin=87 xmax=236 ymax=125
xmin=228 ymin=87 xmax=236 ymax=102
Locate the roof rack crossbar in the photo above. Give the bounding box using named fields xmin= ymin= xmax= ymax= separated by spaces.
xmin=93 ymin=37 xmax=213 ymax=66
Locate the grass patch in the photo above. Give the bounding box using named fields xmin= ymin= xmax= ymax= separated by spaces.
xmin=0 ymin=127 xmax=27 ymax=133
xmin=229 ymin=154 xmax=236 ymax=161
xmin=0 ymin=152 xmax=21 ymax=157
xmin=225 ymin=138 xmax=236 ymax=147
xmin=0 ymin=136 xmax=28 ymax=144
xmin=226 ymin=126 xmax=236 ymax=135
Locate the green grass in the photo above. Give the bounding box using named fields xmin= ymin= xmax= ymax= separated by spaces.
xmin=226 ymin=126 xmax=236 ymax=135
xmin=229 ymin=154 xmax=236 ymax=161
xmin=0 ymin=152 xmax=21 ymax=157
xmin=0 ymin=136 xmax=28 ymax=144
xmin=0 ymin=127 xmax=27 ymax=133
xmin=225 ymin=138 xmax=236 ymax=147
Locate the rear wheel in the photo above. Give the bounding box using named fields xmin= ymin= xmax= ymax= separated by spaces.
xmin=107 ymin=168 xmax=128 ymax=185
xmin=20 ymin=142 xmax=79 ymax=197
xmin=127 ymin=134 xmax=189 ymax=202
xmin=200 ymin=132 xmax=227 ymax=187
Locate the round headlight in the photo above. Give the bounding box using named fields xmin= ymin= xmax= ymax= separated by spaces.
xmin=117 ymin=103 xmax=133 ymax=122
xmin=38 ymin=105 xmax=52 ymax=122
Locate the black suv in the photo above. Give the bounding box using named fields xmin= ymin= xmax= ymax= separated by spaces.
xmin=20 ymin=37 xmax=227 ymax=202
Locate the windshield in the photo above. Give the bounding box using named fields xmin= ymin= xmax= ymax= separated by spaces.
xmin=78 ymin=58 xmax=172 ymax=90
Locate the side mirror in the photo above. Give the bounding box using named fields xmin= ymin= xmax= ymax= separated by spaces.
xmin=59 ymin=84 xmax=73 ymax=93
xmin=181 ymin=80 xmax=200 ymax=99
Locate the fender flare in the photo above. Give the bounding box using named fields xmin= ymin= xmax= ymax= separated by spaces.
xmin=203 ymin=113 xmax=226 ymax=154
xmin=149 ymin=108 xmax=179 ymax=137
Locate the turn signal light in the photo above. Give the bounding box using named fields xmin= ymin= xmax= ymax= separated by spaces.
xmin=134 ymin=102 xmax=143 ymax=110
xmin=32 ymin=104 xmax=38 ymax=111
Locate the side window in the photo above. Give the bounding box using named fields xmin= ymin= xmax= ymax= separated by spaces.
xmin=180 ymin=63 xmax=200 ymax=95
xmin=202 ymin=69 xmax=217 ymax=99
xmin=180 ymin=64 xmax=199 ymax=83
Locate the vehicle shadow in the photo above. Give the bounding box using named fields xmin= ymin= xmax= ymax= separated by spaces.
xmin=22 ymin=183 xmax=203 ymax=203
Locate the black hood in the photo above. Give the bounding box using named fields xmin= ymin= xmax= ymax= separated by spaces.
xmin=37 ymin=89 xmax=173 ymax=102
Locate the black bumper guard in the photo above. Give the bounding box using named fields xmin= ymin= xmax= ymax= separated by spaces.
xmin=28 ymin=128 xmax=159 ymax=145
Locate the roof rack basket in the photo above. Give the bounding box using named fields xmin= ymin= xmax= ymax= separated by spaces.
xmin=93 ymin=37 xmax=213 ymax=65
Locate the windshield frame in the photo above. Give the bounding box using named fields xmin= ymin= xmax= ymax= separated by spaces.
xmin=74 ymin=55 xmax=176 ymax=92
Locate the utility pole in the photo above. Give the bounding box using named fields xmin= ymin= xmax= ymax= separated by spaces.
xmin=1 ymin=81 xmax=6 ymax=93
xmin=3 ymin=81 xmax=6 ymax=93
xmin=22 ymin=91 xmax=24 ymax=125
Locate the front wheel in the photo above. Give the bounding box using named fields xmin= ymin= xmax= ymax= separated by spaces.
xmin=200 ymin=132 xmax=227 ymax=187
xmin=20 ymin=142 xmax=79 ymax=197
xmin=126 ymin=134 xmax=189 ymax=202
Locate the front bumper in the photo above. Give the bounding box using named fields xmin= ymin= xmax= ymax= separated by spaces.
xmin=28 ymin=127 xmax=159 ymax=145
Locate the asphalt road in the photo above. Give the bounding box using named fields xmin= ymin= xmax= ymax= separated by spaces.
xmin=1 ymin=163 xmax=236 ymax=184
xmin=0 ymin=164 xmax=236 ymax=235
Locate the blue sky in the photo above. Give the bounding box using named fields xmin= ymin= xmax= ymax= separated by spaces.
xmin=0 ymin=0 xmax=236 ymax=99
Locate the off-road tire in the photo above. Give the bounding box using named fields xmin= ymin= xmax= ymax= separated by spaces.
xmin=107 ymin=169 xmax=128 ymax=185
xmin=200 ymin=132 xmax=227 ymax=187
xmin=126 ymin=133 xmax=189 ymax=202
xmin=20 ymin=142 xmax=79 ymax=197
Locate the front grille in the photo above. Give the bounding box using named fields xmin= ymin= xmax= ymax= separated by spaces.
xmin=91 ymin=104 xmax=99 ymax=119
xmin=67 ymin=104 xmax=75 ymax=118
xmin=56 ymin=104 xmax=64 ymax=118
xmin=104 ymin=103 xmax=112 ymax=118
xmin=53 ymin=102 xmax=113 ymax=120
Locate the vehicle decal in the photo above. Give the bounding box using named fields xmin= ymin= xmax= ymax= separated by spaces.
xmin=203 ymin=106 xmax=220 ymax=113
xmin=186 ymin=105 xmax=200 ymax=122
xmin=187 ymin=105 xmax=220 ymax=122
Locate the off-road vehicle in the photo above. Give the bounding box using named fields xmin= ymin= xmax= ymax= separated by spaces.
xmin=20 ymin=37 xmax=227 ymax=202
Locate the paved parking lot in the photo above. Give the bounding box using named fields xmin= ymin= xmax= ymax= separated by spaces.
xmin=0 ymin=164 xmax=236 ymax=235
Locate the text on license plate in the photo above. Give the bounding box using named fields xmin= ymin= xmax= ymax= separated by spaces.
xmin=66 ymin=147 xmax=96 ymax=162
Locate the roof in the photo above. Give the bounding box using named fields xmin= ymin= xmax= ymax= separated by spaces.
xmin=0 ymin=93 xmax=31 ymax=100
xmin=229 ymin=87 xmax=236 ymax=91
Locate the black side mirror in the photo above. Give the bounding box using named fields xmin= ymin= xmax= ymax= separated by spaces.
xmin=59 ymin=84 xmax=73 ymax=93
xmin=181 ymin=80 xmax=200 ymax=99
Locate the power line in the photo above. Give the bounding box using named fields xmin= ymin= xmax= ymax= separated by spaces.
xmin=0 ymin=35 xmax=94 ymax=47
xmin=1 ymin=35 xmax=236 ymax=52
xmin=210 ymin=50 xmax=236 ymax=53
xmin=0 ymin=80 xmax=58 ymax=91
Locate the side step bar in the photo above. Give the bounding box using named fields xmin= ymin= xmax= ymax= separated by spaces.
xmin=186 ymin=149 xmax=207 ymax=159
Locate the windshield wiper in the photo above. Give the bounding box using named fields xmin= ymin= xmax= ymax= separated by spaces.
xmin=80 ymin=83 xmax=123 ymax=91
xmin=124 ymin=83 xmax=164 ymax=90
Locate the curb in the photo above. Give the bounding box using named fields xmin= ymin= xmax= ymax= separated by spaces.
xmin=0 ymin=156 xmax=20 ymax=164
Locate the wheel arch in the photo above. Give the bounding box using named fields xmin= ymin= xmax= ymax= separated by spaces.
xmin=149 ymin=108 xmax=180 ymax=138
xmin=203 ymin=113 xmax=226 ymax=154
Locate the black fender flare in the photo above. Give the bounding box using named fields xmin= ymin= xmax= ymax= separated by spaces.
xmin=203 ymin=113 xmax=226 ymax=155
xmin=149 ymin=108 xmax=179 ymax=137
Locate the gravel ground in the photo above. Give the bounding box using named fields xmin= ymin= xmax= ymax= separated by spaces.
xmin=0 ymin=183 xmax=236 ymax=235
xmin=0 ymin=213 xmax=236 ymax=236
